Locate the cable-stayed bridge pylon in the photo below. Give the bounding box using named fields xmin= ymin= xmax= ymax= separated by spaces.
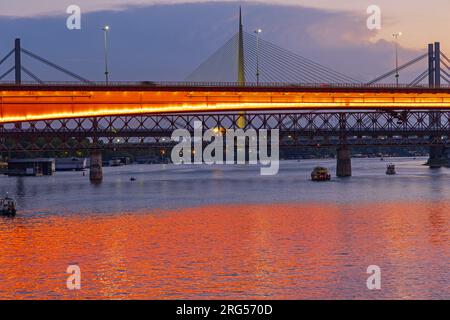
xmin=0 ymin=38 xmax=90 ymax=84
xmin=186 ymin=13 xmax=360 ymax=85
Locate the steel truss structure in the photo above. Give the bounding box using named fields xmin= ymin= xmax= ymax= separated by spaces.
xmin=0 ymin=110 xmax=449 ymax=153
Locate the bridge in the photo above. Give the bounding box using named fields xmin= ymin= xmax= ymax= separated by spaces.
xmin=2 ymin=83 xmax=450 ymax=123
xmin=1 ymin=9 xmax=450 ymax=181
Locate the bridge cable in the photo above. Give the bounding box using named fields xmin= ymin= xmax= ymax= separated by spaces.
xmin=408 ymin=69 xmax=428 ymax=87
xmin=244 ymin=34 xmax=337 ymax=83
xmin=247 ymin=42 xmax=322 ymax=83
xmin=0 ymin=49 xmax=14 ymax=67
xmin=244 ymin=33 xmax=320 ymax=83
xmin=251 ymin=36 xmax=348 ymax=83
xmin=0 ymin=66 xmax=15 ymax=80
xmin=440 ymin=52 xmax=450 ymax=66
xmin=441 ymin=59 xmax=450 ymax=71
xmin=186 ymin=33 xmax=238 ymax=82
xmin=202 ymin=34 xmax=239 ymax=83
xmin=367 ymin=53 xmax=427 ymax=85
xmin=244 ymin=39 xmax=306 ymax=83
xmin=440 ymin=59 xmax=450 ymax=73
xmin=21 ymin=48 xmax=90 ymax=83
xmin=260 ymin=43 xmax=343 ymax=83
xmin=440 ymin=68 xmax=450 ymax=80
xmin=246 ymin=37 xmax=327 ymax=83
xmin=248 ymin=32 xmax=360 ymax=83
xmin=208 ymin=34 xmax=238 ymax=82
xmin=186 ymin=31 xmax=360 ymax=84
xmin=21 ymin=66 xmax=44 ymax=84
xmin=244 ymin=46 xmax=282 ymax=83
xmin=441 ymin=75 xmax=450 ymax=85
xmin=213 ymin=34 xmax=240 ymax=82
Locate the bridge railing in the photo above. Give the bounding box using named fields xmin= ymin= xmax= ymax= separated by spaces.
xmin=1 ymin=80 xmax=450 ymax=90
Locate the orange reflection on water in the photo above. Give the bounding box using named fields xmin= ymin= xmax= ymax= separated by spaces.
xmin=0 ymin=202 xmax=448 ymax=299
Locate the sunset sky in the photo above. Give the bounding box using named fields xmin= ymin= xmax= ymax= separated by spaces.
xmin=0 ymin=1 xmax=448 ymax=82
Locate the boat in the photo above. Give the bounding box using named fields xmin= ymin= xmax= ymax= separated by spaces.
xmin=109 ymin=159 xmax=123 ymax=167
xmin=311 ymin=166 xmax=331 ymax=181
xmin=386 ymin=163 xmax=396 ymax=175
xmin=0 ymin=195 xmax=16 ymax=216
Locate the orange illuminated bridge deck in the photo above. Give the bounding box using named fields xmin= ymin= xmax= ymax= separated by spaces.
xmin=2 ymin=82 xmax=450 ymax=123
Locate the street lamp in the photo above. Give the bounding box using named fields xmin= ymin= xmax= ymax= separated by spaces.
xmin=254 ymin=28 xmax=262 ymax=85
xmin=392 ymin=32 xmax=402 ymax=86
xmin=102 ymin=25 xmax=110 ymax=84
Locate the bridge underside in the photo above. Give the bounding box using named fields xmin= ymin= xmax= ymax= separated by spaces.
xmin=3 ymin=85 xmax=450 ymax=123
xmin=1 ymin=110 xmax=450 ymax=152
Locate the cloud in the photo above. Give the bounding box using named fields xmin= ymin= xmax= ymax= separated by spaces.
xmin=0 ymin=0 xmax=368 ymax=18
xmin=3 ymin=1 xmax=236 ymax=17
xmin=5 ymin=1 xmax=450 ymax=53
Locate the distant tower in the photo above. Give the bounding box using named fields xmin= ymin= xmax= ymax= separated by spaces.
xmin=237 ymin=7 xmax=247 ymax=129
xmin=237 ymin=7 xmax=245 ymax=85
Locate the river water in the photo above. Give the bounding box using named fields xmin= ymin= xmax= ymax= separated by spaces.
xmin=0 ymin=158 xmax=448 ymax=299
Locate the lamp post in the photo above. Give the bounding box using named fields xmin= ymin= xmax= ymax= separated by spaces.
xmin=102 ymin=25 xmax=110 ymax=84
xmin=254 ymin=29 xmax=262 ymax=85
xmin=392 ymin=32 xmax=402 ymax=86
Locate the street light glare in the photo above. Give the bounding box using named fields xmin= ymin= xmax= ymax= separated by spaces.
xmin=102 ymin=25 xmax=110 ymax=84
xmin=254 ymin=28 xmax=262 ymax=85
xmin=392 ymin=32 xmax=402 ymax=86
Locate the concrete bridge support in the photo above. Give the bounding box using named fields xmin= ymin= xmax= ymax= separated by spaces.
xmin=89 ymin=151 xmax=103 ymax=183
xmin=426 ymin=43 xmax=447 ymax=168
xmin=336 ymin=146 xmax=352 ymax=177
xmin=336 ymin=113 xmax=351 ymax=177
xmin=427 ymin=110 xmax=448 ymax=167
xmin=427 ymin=146 xmax=448 ymax=168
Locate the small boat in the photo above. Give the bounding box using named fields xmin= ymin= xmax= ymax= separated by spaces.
xmin=386 ymin=163 xmax=396 ymax=175
xmin=0 ymin=196 xmax=17 ymax=216
xmin=311 ymin=166 xmax=331 ymax=181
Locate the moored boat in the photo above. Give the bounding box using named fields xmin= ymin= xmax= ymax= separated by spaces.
xmin=0 ymin=196 xmax=16 ymax=216
xmin=386 ymin=163 xmax=396 ymax=175
xmin=311 ymin=167 xmax=331 ymax=181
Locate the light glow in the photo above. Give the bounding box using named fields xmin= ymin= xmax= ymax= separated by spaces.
xmin=2 ymin=88 xmax=450 ymax=123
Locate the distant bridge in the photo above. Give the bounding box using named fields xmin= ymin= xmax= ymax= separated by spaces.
xmin=1 ymin=109 xmax=449 ymax=150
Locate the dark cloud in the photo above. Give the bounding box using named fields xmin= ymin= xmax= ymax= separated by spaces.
xmin=0 ymin=2 xmax=426 ymax=83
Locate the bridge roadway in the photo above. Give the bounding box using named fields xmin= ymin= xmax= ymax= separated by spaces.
xmin=2 ymin=83 xmax=450 ymax=123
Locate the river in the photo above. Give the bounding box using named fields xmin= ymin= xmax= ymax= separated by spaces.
xmin=0 ymin=158 xmax=448 ymax=299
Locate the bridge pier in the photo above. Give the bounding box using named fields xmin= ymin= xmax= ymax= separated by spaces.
xmin=336 ymin=146 xmax=352 ymax=177
xmin=426 ymin=110 xmax=448 ymax=168
xmin=89 ymin=151 xmax=103 ymax=183
xmin=336 ymin=113 xmax=351 ymax=177
xmin=427 ymin=146 xmax=448 ymax=168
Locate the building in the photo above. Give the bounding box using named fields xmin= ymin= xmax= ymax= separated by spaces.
xmin=55 ymin=157 xmax=87 ymax=171
xmin=7 ymin=158 xmax=55 ymax=176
